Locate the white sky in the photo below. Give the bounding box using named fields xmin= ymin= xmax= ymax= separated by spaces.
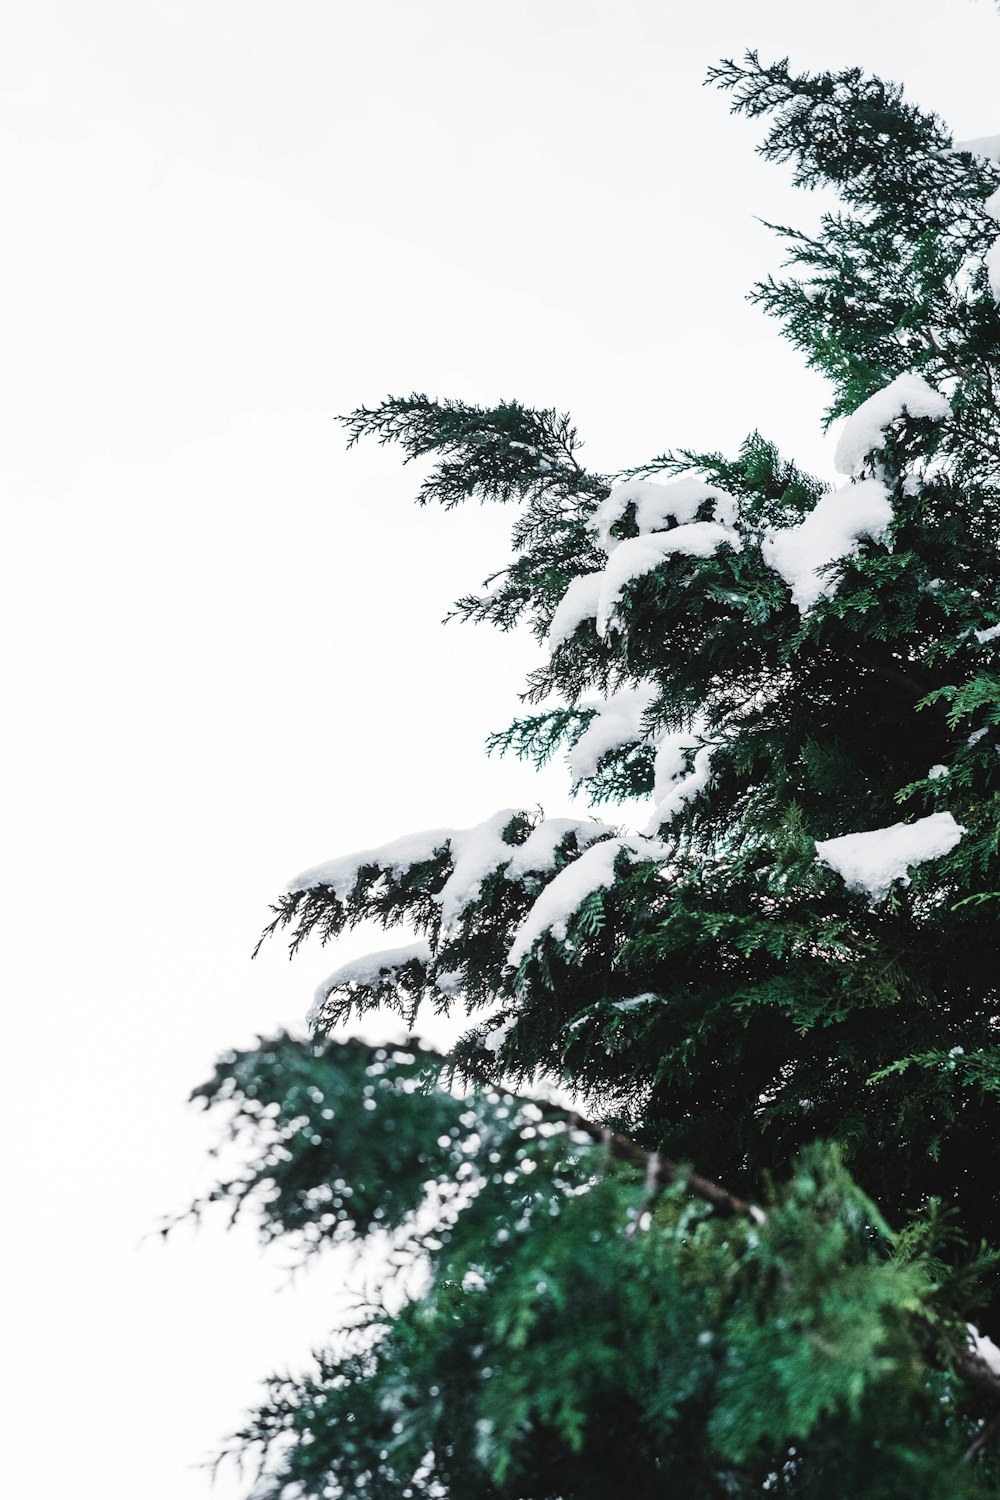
xmin=2 ymin=3 xmax=997 ymax=1495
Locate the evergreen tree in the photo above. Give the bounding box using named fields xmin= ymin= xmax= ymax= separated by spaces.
xmin=187 ymin=51 xmax=1000 ymax=1497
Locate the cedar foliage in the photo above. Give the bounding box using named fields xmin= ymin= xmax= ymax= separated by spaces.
xmin=187 ymin=51 xmax=1000 ymax=1497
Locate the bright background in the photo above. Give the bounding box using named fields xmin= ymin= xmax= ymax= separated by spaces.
xmin=2 ymin=3 xmax=997 ymax=1494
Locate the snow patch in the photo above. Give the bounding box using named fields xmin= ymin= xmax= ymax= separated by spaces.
xmin=483 ymin=1016 xmax=516 ymax=1054
xmin=437 ymin=809 xmax=522 ymax=927
xmin=569 ymin=684 xmax=658 ymax=782
xmin=815 ymin=811 xmax=965 ymax=900
xmin=547 ymin=572 xmax=603 ymax=649
xmin=291 ymin=812 xmax=623 ymax=932
xmin=975 ymin=622 xmax=1000 ymax=645
xmin=967 ymin=1324 xmax=1000 ymax=1378
xmin=645 ymin=732 xmax=714 ymax=831
xmin=505 ymin=817 xmax=615 ymax=879
xmin=986 ymin=187 xmax=1000 ymax=226
xmin=834 ymin=374 xmax=950 ymax=476
xmin=309 ymin=940 xmax=431 ymax=1025
xmin=591 ymin=476 xmax=738 ymax=553
xmin=762 ymin=477 xmax=892 ymax=613
xmin=550 ymin=480 xmax=741 ymax=648
xmin=508 ymin=835 xmax=667 ymax=966
xmin=289 ymin=828 xmax=456 ymax=898
xmin=612 ymin=992 xmax=663 ymax=1011
xmin=596 ymin=524 xmax=742 ymax=635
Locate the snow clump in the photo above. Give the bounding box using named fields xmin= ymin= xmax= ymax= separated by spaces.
xmin=547 ymin=475 xmax=743 ymax=646
xmin=569 ymin=684 xmax=658 ymax=782
xmin=644 ymin=726 xmax=713 ymax=831
xmin=815 ymin=811 xmax=965 ymax=900
xmin=308 ymin=940 xmax=431 ymax=1026
xmin=290 ymin=812 xmax=616 ymax=933
xmin=595 ymin=525 xmax=742 ymax=635
xmin=762 ymin=477 xmax=893 ymax=613
xmin=833 ymin=374 xmax=950 ymax=476
xmin=508 ymin=834 xmax=667 ymax=966
xmin=967 ymin=1324 xmax=1000 ymax=1378
xmin=590 ymin=476 xmax=738 ymax=553
xmin=547 ymin=572 xmax=604 ymax=650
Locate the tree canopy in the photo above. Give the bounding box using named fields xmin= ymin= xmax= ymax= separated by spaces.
xmin=187 ymin=49 xmax=1000 ymax=1497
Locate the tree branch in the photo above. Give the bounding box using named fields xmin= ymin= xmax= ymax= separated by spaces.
xmin=546 ymin=1105 xmax=766 ymax=1223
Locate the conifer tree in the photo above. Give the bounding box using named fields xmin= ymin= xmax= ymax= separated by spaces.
xmin=188 ymin=51 xmax=1000 ymax=1497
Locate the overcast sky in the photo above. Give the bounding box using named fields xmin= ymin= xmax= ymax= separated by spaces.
xmin=3 ymin=3 xmax=998 ymax=1496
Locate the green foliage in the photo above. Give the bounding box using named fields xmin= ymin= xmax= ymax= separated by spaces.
xmin=189 ymin=44 xmax=1000 ymax=1499
xmin=709 ymin=52 xmax=1000 ymax=457
xmin=192 ymin=1040 xmax=998 ymax=1497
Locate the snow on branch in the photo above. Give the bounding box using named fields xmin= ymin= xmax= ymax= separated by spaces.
xmin=644 ymin=726 xmax=713 ymax=832
xmin=308 ymin=941 xmax=433 ymax=1028
xmin=815 ymin=811 xmax=965 ymax=900
xmin=545 ymin=475 xmax=743 ymax=647
xmin=590 ymin=476 xmax=738 ymax=554
xmin=507 ymin=834 xmax=667 ymax=966
xmin=595 ymin=526 xmax=743 ymax=636
xmin=546 ymin=572 xmax=604 ymax=650
xmin=289 ymin=826 xmax=459 ymax=900
xmin=289 ymin=810 xmax=621 ymax=935
xmin=762 ymin=477 xmax=892 ymax=613
xmin=568 ymin=684 xmax=658 ymax=783
xmin=833 ymin=373 xmax=950 ymax=476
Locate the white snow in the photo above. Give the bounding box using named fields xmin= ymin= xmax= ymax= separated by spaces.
xmin=834 ymin=374 xmax=950 ymax=476
xmin=504 ymin=816 xmax=615 ymax=879
xmin=762 ymin=477 xmax=893 ymax=613
xmin=289 ymin=827 xmax=456 ymax=897
xmin=437 ymin=809 xmax=522 ymax=927
xmin=645 ymin=741 xmax=714 ymax=831
xmin=483 ymin=1015 xmax=516 ymax=1053
xmin=308 ymin=939 xmax=432 ymax=1025
xmin=927 ymin=764 xmax=948 ymax=780
xmin=291 ymin=811 xmax=626 ymax=932
xmin=968 ymin=1324 xmax=1000 ymax=1378
xmin=975 ymin=622 xmax=1000 ymax=644
xmin=507 ymin=834 xmax=667 ymax=966
xmin=595 ymin=523 xmax=742 ymax=635
xmin=591 ymin=476 xmax=738 ymax=553
xmin=549 ymin=479 xmax=741 ymax=649
xmin=288 ymin=811 xmax=519 ymax=929
xmin=569 ymin=684 xmax=658 ymax=782
xmin=815 ymin=811 xmax=965 ymax=900
xmin=986 ymin=187 xmax=1000 ymax=225
xmin=547 ymin=572 xmax=603 ymax=649
xmin=612 ymin=992 xmax=662 ymax=1011
xmin=652 ymin=728 xmax=698 ymax=791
